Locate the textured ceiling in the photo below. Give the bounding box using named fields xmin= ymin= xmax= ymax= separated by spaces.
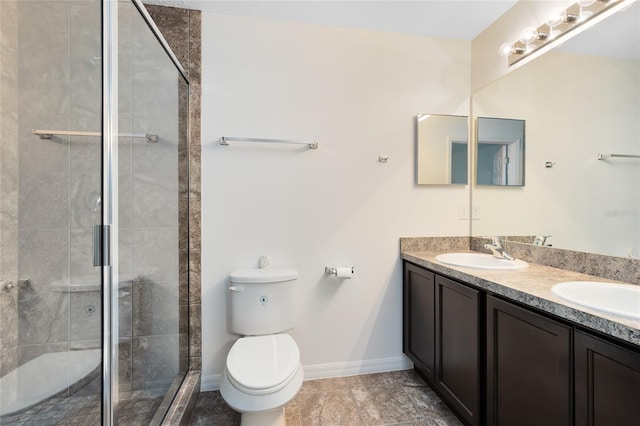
xmin=142 ymin=0 xmax=517 ymax=40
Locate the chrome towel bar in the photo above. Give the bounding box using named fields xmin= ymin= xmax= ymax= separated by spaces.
xmin=32 ymin=129 xmax=158 ymax=143
xmin=220 ymin=136 xmax=318 ymax=150
xmin=597 ymin=153 xmax=640 ymax=160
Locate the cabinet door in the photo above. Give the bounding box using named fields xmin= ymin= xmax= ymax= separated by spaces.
xmin=486 ymin=295 xmax=572 ymax=426
xmin=435 ymin=275 xmax=481 ymax=426
xmin=575 ymin=330 xmax=640 ymax=425
xmin=403 ymin=262 xmax=436 ymax=382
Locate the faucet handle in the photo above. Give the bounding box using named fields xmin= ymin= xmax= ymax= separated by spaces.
xmin=491 ymin=236 xmax=502 ymax=248
xmin=534 ymin=235 xmax=551 ymax=246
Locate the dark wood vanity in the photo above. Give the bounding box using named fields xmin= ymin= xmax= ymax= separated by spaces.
xmin=403 ymin=260 xmax=640 ymax=426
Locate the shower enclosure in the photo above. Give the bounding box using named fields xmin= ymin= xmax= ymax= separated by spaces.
xmin=0 ymin=0 xmax=189 ymax=424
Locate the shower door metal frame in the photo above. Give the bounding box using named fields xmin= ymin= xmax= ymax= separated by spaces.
xmin=101 ymin=1 xmax=189 ymax=424
xmin=102 ymin=0 xmax=119 ymax=424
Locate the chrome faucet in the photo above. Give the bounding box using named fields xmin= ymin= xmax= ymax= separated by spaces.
xmin=484 ymin=237 xmax=515 ymax=261
xmin=534 ymin=235 xmax=551 ymax=246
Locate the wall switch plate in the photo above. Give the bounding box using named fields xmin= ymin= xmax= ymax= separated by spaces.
xmin=459 ymin=204 xmax=469 ymax=220
xmin=472 ymin=205 xmax=480 ymax=220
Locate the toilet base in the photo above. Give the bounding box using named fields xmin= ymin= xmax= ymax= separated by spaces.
xmin=241 ymin=407 xmax=285 ymax=426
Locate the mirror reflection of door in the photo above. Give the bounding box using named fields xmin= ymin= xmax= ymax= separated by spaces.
xmin=450 ymin=141 xmax=468 ymax=184
xmin=476 ymin=117 xmax=525 ymax=186
xmin=477 ymin=139 xmax=522 ymax=185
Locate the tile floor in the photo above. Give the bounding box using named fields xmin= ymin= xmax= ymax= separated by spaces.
xmin=0 ymin=390 xmax=163 ymax=425
xmin=188 ymin=369 xmax=463 ymax=425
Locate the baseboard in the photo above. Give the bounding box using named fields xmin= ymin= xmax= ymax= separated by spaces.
xmin=200 ymin=356 xmax=412 ymax=392
xmin=201 ymin=373 xmax=223 ymax=392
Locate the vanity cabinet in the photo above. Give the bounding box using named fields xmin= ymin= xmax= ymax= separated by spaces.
xmin=574 ymin=330 xmax=640 ymax=425
xmin=486 ymin=295 xmax=572 ymax=426
xmin=403 ymin=260 xmax=640 ymax=426
xmin=403 ymin=263 xmax=482 ymax=426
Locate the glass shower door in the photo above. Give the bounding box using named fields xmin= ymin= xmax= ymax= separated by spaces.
xmin=112 ymin=2 xmax=189 ymax=424
xmin=1 ymin=1 xmax=188 ymax=423
xmin=0 ymin=0 xmax=104 ymax=423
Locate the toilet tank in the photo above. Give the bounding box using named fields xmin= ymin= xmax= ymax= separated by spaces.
xmin=228 ymin=267 xmax=299 ymax=336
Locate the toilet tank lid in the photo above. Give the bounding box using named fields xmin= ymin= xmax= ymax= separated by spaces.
xmin=230 ymin=267 xmax=298 ymax=284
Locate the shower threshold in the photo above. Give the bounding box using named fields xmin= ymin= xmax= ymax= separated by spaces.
xmin=0 ymin=349 xmax=101 ymax=419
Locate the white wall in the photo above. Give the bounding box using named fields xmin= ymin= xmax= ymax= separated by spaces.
xmin=200 ymin=13 xmax=470 ymax=388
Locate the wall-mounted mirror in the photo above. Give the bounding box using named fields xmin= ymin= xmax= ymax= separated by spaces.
xmin=416 ymin=114 xmax=468 ymax=185
xmin=476 ymin=117 xmax=525 ymax=186
xmin=472 ymin=1 xmax=639 ymax=258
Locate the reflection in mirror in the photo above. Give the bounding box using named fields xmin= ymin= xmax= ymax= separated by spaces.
xmin=476 ymin=117 xmax=525 ymax=186
xmin=416 ymin=114 xmax=468 ymax=185
xmin=472 ymin=1 xmax=639 ymax=258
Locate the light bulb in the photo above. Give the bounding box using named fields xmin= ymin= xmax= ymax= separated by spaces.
xmin=577 ymin=0 xmax=596 ymax=20
xmin=499 ymin=42 xmax=514 ymax=57
xmin=546 ymin=7 xmax=567 ymax=28
xmin=519 ymin=27 xmax=539 ymax=45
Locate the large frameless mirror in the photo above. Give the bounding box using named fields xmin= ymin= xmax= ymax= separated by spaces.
xmin=472 ymin=0 xmax=639 ymax=258
xmin=476 ymin=117 xmax=525 ymax=186
xmin=416 ymin=114 xmax=468 ymax=185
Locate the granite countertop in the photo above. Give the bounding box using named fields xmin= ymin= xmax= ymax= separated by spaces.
xmin=401 ymin=250 xmax=640 ymax=348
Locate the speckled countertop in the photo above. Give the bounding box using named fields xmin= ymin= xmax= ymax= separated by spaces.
xmin=402 ymin=250 xmax=640 ymax=348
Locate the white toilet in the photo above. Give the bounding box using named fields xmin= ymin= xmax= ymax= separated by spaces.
xmin=220 ymin=265 xmax=304 ymax=426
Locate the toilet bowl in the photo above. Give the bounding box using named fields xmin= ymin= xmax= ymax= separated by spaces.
xmin=219 ymin=263 xmax=304 ymax=426
xmin=220 ymin=334 xmax=303 ymax=426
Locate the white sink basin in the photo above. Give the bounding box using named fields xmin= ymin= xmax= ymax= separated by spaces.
xmin=435 ymin=252 xmax=528 ymax=270
xmin=551 ymin=281 xmax=640 ymax=320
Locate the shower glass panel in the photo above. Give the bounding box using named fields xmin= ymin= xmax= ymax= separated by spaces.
xmin=114 ymin=2 xmax=189 ymax=424
xmin=1 ymin=0 xmax=188 ymax=424
xmin=1 ymin=0 xmax=104 ymax=423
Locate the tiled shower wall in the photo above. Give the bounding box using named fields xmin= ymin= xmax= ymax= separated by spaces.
xmin=0 ymin=0 xmax=20 ymax=379
xmin=10 ymin=0 xmax=103 ymax=370
xmin=146 ymin=4 xmax=202 ymax=372
xmin=0 ymin=2 xmax=198 ymax=397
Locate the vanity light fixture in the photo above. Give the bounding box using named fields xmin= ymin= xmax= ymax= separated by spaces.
xmin=500 ymin=0 xmax=636 ymax=66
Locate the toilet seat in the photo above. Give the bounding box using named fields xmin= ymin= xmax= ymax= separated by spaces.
xmin=226 ymin=334 xmax=300 ymax=395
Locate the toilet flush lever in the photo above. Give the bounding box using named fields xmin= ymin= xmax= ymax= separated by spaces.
xmin=229 ymin=285 xmax=244 ymax=292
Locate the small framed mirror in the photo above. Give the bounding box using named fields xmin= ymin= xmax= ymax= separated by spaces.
xmin=476 ymin=117 xmax=525 ymax=186
xmin=416 ymin=114 xmax=468 ymax=185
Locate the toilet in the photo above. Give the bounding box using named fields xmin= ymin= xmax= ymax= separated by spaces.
xmin=220 ymin=264 xmax=304 ymax=426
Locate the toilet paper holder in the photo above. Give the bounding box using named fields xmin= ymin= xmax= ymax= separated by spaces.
xmin=324 ymin=266 xmax=354 ymax=277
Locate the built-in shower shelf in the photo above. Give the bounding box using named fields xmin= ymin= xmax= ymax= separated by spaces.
xmin=50 ymin=274 xmax=135 ymax=292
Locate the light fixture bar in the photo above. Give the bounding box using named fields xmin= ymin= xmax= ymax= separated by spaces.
xmin=501 ymin=0 xmax=637 ymax=67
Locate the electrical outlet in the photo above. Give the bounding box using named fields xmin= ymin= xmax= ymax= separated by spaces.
xmin=472 ymin=205 xmax=480 ymax=220
xmin=458 ymin=204 xmax=469 ymax=220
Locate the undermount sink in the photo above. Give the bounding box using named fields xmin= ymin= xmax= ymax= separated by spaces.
xmin=551 ymin=281 xmax=640 ymax=320
xmin=435 ymin=252 xmax=528 ymax=271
